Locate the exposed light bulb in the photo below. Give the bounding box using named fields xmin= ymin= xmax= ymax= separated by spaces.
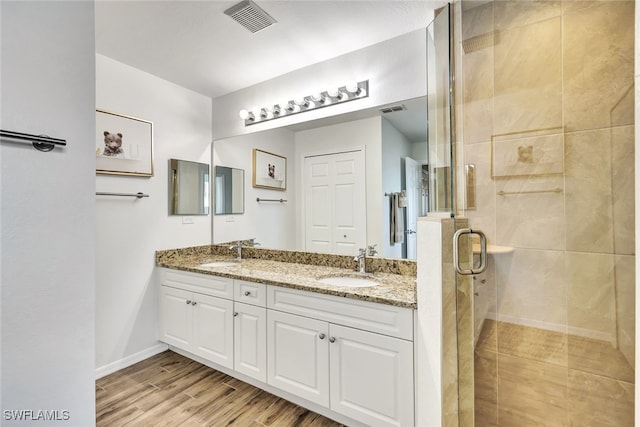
xmin=292 ymin=104 xmax=301 ymax=113
xmin=346 ymin=81 xmax=359 ymax=93
xmin=294 ymin=97 xmax=306 ymax=106
xmin=327 ymin=87 xmax=340 ymax=98
xmin=251 ymin=106 xmax=262 ymax=118
xmin=311 ymin=93 xmax=324 ymax=102
xmin=239 ymin=109 xmax=250 ymax=120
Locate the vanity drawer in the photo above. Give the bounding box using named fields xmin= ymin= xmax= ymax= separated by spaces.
xmin=234 ymin=280 xmax=267 ymax=307
xmin=160 ymin=268 xmax=233 ymax=300
xmin=267 ymin=286 xmax=413 ymax=340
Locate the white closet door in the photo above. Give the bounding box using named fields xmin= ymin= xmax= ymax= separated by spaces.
xmin=304 ymin=150 xmax=366 ymax=256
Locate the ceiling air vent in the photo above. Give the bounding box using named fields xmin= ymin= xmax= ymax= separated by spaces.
xmin=380 ymin=105 xmax=407 ymax=114
xmin=224 ymin=0 xmax=277 ymax=34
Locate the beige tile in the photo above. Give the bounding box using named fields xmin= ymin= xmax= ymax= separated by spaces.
xmin=564 ymin=129 xmax=614 ymax=253
xmin=474 ymin=349 xmax=498 ymax=426
xmin=566 ymin=251 xmax=616 ymax=341
xmin=463 ymin=52 xmax=494 ymax=145
xmin=563 ymin=1 xmax=635 ymax=132
xmin=497 ymin=321 xmax=568 ymax=367
xmin=494 ymin=249 xmax=567 ymax=327
xmin=493 ymin=17 xmax=562 ymax=135
xmin=568 ymin=370 xmax=634 ymax=427
xmin=497 ymin=353 xmax=568 ymax=426
xmin=611 ymin=125 xmax=635 ymax=255
xmin=463 ymin=142 xmax=496 ymax=241
xmin=492 ymin=132 xmax=564 ymax=177
xmin=494 ymin=0 xmax=561 ymax=31
xmin=495 ymin=176 xmax=565 ymax=250
xmin=568 ymin=334 xmax=634 ymax=383
xmin=614 ymin=254 xmax=635 ymax=369
xmin=461 ymin=0 xmax=494 ymax=40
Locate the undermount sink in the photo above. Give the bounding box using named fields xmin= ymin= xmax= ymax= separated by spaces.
xmin=317 ymin=275 xmax=380 ymax=288
xmin=199 ymin=261 xmax=239 ymax=268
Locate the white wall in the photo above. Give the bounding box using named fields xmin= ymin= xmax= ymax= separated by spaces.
xmin=212 ymin=128 xmax=296 ymax=249
xmin=1 ymin=2 xmax=96 ymax=424
xmin=95 ymin=54 xmax=212 ymax=374
xmin=294 ymin=117 xmax=383 ymax=252
xmin=381 ymin=118 xmax=413 ymax=258
xmin=212 ymin=29 xmax=427 ymax=140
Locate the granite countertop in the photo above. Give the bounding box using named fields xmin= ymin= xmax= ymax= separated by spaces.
xmin=157 ymin=253 xmax=417 ymax=309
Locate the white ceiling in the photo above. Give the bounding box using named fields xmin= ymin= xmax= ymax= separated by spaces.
xmin=95 ymin=1 xmax=443 ymax=100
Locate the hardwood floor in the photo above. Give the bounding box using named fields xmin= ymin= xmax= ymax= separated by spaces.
xmin=96 ymin=350 xmax=343 ymax=426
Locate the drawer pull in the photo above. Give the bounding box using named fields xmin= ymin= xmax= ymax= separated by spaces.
xmin=191 ymin=301 xmax=197 ymax=306
xmin=186 ymin=300 xmax=191 ymax=305
xmin=318 ymin=333 xmax=326 ymax=340
xmin=244 ymin=291 xmax=251 ymax=296
xmin=233 ymin=312 xmax=238 ymax=317
xmin=329 ymin=337 xmax=336 ymax=343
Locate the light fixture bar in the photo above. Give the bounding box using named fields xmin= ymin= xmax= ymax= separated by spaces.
xmin=239 ymin=80 xmax=369 ymax=126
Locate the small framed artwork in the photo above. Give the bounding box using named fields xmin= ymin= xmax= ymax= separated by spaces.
xmin=252 ymin=148 xmax=286 ymax=190
xmin=96 ymin=109 xmax=154 ymax=177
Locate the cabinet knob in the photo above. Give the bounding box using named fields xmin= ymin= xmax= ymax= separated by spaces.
xmin=244 ymin=291 xmax=251 ymax=296
xmin=318 ymin=333 xmax=326 ymax=340
xmin=191 ymin=301 xmax=197 ymax=306
xmin=186 ymin=300 xmax=192 ymax=305
xmin=233 ymin=312 xmax=238 ymax=317
xmin=329 ymin=337 xmax=336 ymax=343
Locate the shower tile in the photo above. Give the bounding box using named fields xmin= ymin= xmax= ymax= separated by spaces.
xmin=567 ymin=334 xmax=634 ymax=383
xmin=564 ymin=129 xmax=614 ymax=254
xmin=474 ymin=349 xmax=498 ymax=427
xmin=568 ymin=370 xmax=634 ymax=427
xmin=566 ymin=252 xmax=616 ymax=343
xmin=494 ymin=1 xmax=561 ymax=31
xmin=496 ymin=321 xmax=568 ymax=367
xmin=614 ymin=254 xmax=635 ymax=370
xmin=563 ymin=1 xmax=635 ymax=132
xmin=497 ymin=353 xmax=568 ymax=426
xmin=462 ymin=142 xmax=496 ymax=241
xmin=493 ymin=17 xmax=562 ymax=135
xmin=494 ymin=248 xmax=567 ymax=328
xmin=495 ymin=175 xmax=565 ymax=250
xmin=463 ymin=50 xmax=494 ymax=145
xmin=461 ymin=0 xmax=493 ymax=40
xmin=611 ymin=125 xmax=635 ymax=255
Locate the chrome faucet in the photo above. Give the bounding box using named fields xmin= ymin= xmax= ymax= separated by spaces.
xmin=229 ymin=240 xmax=244 ymax=260
xmin=367 ymin=244 xmax=378 ymax=257
xmin=229 ymin=238 xmax=260 ymax=260
xmin=354 ymin=248 xmax=367 ymax=274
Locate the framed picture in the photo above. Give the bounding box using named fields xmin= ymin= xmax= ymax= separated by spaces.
xmin=252 ymin=148 xmax=286 ymax=190
xmin=96 ymin=109 xmax=154 ymax=177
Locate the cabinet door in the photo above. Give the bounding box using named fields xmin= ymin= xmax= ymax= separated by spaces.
xmin=329 ymin=324 xmax=414 ymax=427
xmin=233 ymin=302 xmax=266 ymax=382
xmin=267 ymin=310 xmax=329 ymax=407
xmin=192 ymin=293 xmax=234 ymax=369
xmin=159 ymin=286 xmax=192 ymax=350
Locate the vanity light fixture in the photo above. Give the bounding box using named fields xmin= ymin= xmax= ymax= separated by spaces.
xmin=238 ymin=80 xmax=369 ymax=126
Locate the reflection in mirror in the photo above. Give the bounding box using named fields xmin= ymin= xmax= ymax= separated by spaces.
xmin=169 ymin=159 xmax=210 ymax=215
xmin=214 ymin=166 xmax=245 ymax=215
xmin=213 ymin=97 xmax=427 ymax=260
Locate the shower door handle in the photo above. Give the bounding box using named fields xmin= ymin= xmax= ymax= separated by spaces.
xmin=453 ymin=228 xmax=487 ymax=275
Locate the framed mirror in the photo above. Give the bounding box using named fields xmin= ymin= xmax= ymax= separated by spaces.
xmin=169 ymin=159 xmax=210 ymax=215
xmin=214 ymin=166 xmax=245 ymax=215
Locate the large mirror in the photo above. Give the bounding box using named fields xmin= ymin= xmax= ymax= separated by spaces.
xmin=169 ymin=159 xmax=210 ymax=215
xmin=213 ymin=97 xmax=427 ymax=259
xmin=214 ymin=166 xmax=245 ymax=215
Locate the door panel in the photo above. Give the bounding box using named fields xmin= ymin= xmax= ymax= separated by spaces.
xmin=159 ymin=286 xmax=192 ymax=350
xmin=234 ymin=302 xmax=267 ymax=382
xmin=193 ymin=294 xmax=234 ymax=368
xmin=267 ymin=310 xmax=329 ymax=406
xmin=329 ymin=324 xmax=414 ymax=427
xmin=304 ymin=150 xmax=365 ymax=256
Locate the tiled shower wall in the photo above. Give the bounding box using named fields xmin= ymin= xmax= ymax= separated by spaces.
xmin=459 ymin=0 xmax=635 ymax=363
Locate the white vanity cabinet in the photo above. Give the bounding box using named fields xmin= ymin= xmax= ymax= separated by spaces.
xmin=158 ymin=268 xmax=415 ymax=427
xmin=233 ymin=281 xmax=267 ymax=383
xmin=267 ymin=286 xmax=415 ymax=427
xmin=159 ymin=270 xmax=235 ymax=369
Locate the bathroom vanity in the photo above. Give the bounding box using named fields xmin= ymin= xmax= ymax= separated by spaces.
xmin=156 ymin=246 xmax=417 ymax=427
